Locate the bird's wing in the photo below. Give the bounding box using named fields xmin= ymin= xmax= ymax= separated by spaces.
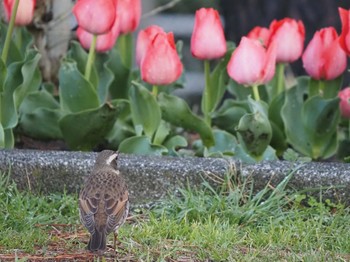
xmin=105 ymin=190 xmax=129 ymax=233
xmin=79 ymin=187 xmax=100 ymax=234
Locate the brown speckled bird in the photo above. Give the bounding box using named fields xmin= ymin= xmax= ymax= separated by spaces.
xmin=79 ymin=150 xmax=129 ymax=252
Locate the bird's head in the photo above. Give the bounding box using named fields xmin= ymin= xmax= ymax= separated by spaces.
xmin=95 ymin=150 xmax=119 ymax=169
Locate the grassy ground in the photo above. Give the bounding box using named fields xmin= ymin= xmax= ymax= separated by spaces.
xmin=0 ymin=168 xmax=349 ymax=261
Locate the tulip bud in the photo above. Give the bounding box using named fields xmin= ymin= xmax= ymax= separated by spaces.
xmin=141 ymin=33 xmax=183 ymax=85
xmin=268 ymin=18 xmax=305 ymax=63
xmin=3 ymin=0 xmax=36 ymax=26
xmin=247 ymin=26 xmax=270 ymax=47
xmin=339 ymin=7 xmax=350 ymax=56
xmin=339 ymin=87 xmax=350 ymax=118
xmin=191 ymin=8 xmax=227 ymax=60
xmin=116 ymin=0 xmax=142 ymax=34
xmin=227 ymin=37 xmax=276 ymax=86
xmin=73 ymin=0 xmax=116 ymax=35
xmin=302 ymin=27 xmax=347 ymax=80
xmin=136 ymin=25 xmax=165 ymax=66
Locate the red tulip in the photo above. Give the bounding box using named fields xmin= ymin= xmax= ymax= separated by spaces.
xmin=116 ymin=0 xmax=141 ymax=34
xmin=191 ymin=8 xmax=227 ymax=60
xmin=247 ymin=26 xmax=270 ymax=47
xmin=339 ymin=7 xmax=350 ymax=55
xmin=73 ymin=0 xmax=116 ymax=35
xmin=136 ymin=25 xmax=165 ymax=66
xmin=141 ymin=33 xmax=183 ymax=85
xmin=268 ymin=18 xmax=305 ymax=63
xmin=3 ymin=0 xmax=36 ymax=26
xmin=302 ymin=27 xmax=347 ymax=80
xmin=227 ymin=37 xmax=276 ymax=86
xmin=339 ymin=87 xmax=350 ymax=118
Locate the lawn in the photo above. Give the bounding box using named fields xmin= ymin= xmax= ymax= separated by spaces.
xmin=0 ymin=168 xmax=349 ymax=261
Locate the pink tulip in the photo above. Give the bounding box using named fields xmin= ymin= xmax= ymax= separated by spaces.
xmin=191 ymin=8 xmax=227 ymax=60
xmin=73 ymin=0 xmax=116 ymax=35
xmin=77 ymin=25 xmax=119 ymax=53
xmin=116 ymin=0 xmax=141 ymax=34
xmin=3 ymin=0 xmax=36 ymax=26
xmin=227 ymin=37 xmax=276 ymax=86
xmin=339 ymin=87 xmax=350 ymax=118
xmin=268 ymin=18 xmax=305 ymax=63
xmin=247 ymin=26 xmax=270 ymax=47
xmin=136 ymin=25 xmax=165 ymax=66
xmin=339 ymin=7 xmax=350 ymax=55
xmin=302 ymin=27 xmax=347 ymax=80
xmin=141 ymin=33 xmax=183 ymax=85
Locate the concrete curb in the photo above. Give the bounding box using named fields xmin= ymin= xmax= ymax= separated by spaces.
xmin=0 ymin=149 xmax=350 ymax=205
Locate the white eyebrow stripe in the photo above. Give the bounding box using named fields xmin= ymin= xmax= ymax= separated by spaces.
xmin=106 ymin=153 xmax=118 ymax=165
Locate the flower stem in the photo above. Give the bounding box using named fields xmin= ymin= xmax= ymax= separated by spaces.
xmin=203 ymin=60 xmax=211 ymax=126
xmin=318 ymin=80 xmax=325 ymax=96
xmin=276 ymin=63 xmax=285 ymax=96
xmin=152 ymin=85 xmax=159 ymax=97
xmin=252 ymin=84 xmax=260 ymax=101
xmin=85 ymin=34 xmax=97 ymax=82
xmin=119 ymin=33 xmax=133 ymax=69
xmin=1 ymin=0 xmax=20 ymax=63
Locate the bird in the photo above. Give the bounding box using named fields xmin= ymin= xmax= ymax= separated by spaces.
xmin=79 ymin=150 xmax=129 ymax=253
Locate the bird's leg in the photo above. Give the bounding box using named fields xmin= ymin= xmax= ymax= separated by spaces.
xmin=113 ymin=232 xmax=118 ymax=252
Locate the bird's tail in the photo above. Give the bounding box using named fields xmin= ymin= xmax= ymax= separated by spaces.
xmin=88 ymin=230 xmax=106 ymax=251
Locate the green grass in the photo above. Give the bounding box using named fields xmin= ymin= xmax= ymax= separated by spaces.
xmin=0 ymin=166 xmax=350 ymax=261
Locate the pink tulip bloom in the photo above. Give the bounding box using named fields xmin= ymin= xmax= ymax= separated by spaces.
xmin=247 ymin=26 xmax=270 ymax=47
xmin=77 ymin=24 xmax=119 ymax=53
xmin=136 ymin=25 xmax=165 ymax=66
xmin=227 ymin=37 xmax=276 ymax=86
xmin=73 ymin=0 xmax=116 ymax=35
xmin=141 ymin=33 xmax=183 ymax=85
xmin=3 ymin=0 xmax=36 ymax=26
xmin=339 ymin=7 xmax=350 ymax=56
xmin=268 ymin=18 xmax=305 ymax=63
xmin=339 ymin=87 xmax=350 ymax=118
xmin=191 ymin=8 xmax=227 ymax=60
xmin=116 ymin=0 xmax=141 ymax=34
xmin=302 ymin=27 xmax=347 ymax=80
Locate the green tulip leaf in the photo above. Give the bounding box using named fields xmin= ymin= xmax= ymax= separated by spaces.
xmin=204 ymin=130 xmax=237 ymax=157
xmin=163 ymin=135 xmax=188 ymax=156
xmin=301 ymin=95 xmax=339 ymax=159
xmin=19 ymin=108 xmax=63 ymax=140
xmin=153 ymin=120 xmax=171 ymax=145
xmin=212 ymin=99 xmax=249 ymax=133
xmin=281 ymin=76 xmax=311 ymax=156
xmin=129 ymin=82 xmax=161 ymax=139
xmin=59 ymin=58 xmax=100 ymax=113
xmin=158 ymin=93 xmax=214 ymax=147
xmin=118 ymin=135 xmax=168 ymax=155
xmin=106 ymin=99 xmax=134 ymax=149
xmin=108 ymin=47 xmax=130 ymax=99
xmin=14 ymin=50 xmax=42 ymax=107
xmin=95 ymin=53 xmax=115 ymax=103
xmin=67 ymin=41 xmax=99 ymax=88
xmin=18 ymin=90 xmax=62 ymax=139
xmin=19 ymin=89 xmax=60 ymax=112
xmin=0 ymin=58 xmax=6 ymax=92
xmin=0 ymin=123 xmax=4 ymax=148
xmin=1 ymin=50 xmax=41 ymax=129
xmin=234 ymin=144 xmax=277 ymax=164
xmin=236 ymin=97 xmax=272 ymax=156
xmin=59 ymin=103 xmax=118 ymax=150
